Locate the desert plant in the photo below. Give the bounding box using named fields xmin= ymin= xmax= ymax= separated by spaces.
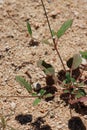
xmin=62 ymin=51 xmax=87 ymax=104
xmin=16 ymin=76 xmax=53 ymax=106
xmin=0 ymin=115 xmax=16 ymax=130
xmin=16 ymin=0 xmax=87 ymax=106
xmin=16 ymin=19 xmax=87 ymax=106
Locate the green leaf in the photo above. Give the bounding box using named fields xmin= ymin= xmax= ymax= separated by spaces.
xmin=78 ymin=82 xmax=84 ymax=87
xmin=64 ymin=72 xmax=75 ymax=84
xmin=64 ymin=89 xmax=70 ymax=93
xmin=72 ymin=54 xmax=82 ymax=70
xmin=39 ymin=89 xmax=46 ymax=96
xmin=65 ymin=72 xmax=71 ymax=83
xmin=15 ymin=76 xmax=32 ymax=93
xmin=67 ymin=54 xmax=82 ymax=70
xmin=75 ymin=89 xmax=86 ymax=98
xmin=45 ymin=93 xmax=53 ymax=98
xmin=66 ymin=72 xmax=70 ymax=79
xmin=37 ymin=60 xmax=55 ymax=76
xmin=32 ymin=93 xmax=38 ymax=96
xmin=71 ymin=78 xmax=76 ymax=83
xmin=80 ymin=51 xmax=87 ymax=59
xmin=71 ymin=89 xmax=75 ymax=94
xmin=27 ymin=21 xmax=32 ymax=36
xmin=33 ymin=98 xmax=41 ymax=106
xmin=57 ymin=19 xmax=73 ymax=38
xmin=51 ymin=30 xmax=56 ymax=37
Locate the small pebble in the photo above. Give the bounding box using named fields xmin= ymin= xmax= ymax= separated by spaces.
xmin=17 ymin=88 xmax=22 ymax=94
xmin=10 ymin=102 xmax=16 ymax=110
xmin=33 ymin=23 xmax=40 ymax=30
xmin=73 ymin=11 xmax=79 ymax=17
xmin=49 ymin=10 xmax=60 ymax=18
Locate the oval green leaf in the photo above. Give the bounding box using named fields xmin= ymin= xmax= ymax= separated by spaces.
xmin=45 ymin=93 xmax=53 ymax=98
xmin=64 ymin=89 xmax=70 ymax=94
xmin=80 ymin=51 xmax=87 ymax=59
xmin=75 ymin=89 xmax=86 ymax=99
xmin=37 ymin=60 xmax=55 ymax=76
xmin=27 ymin=21 xmax=32 ymax=36
xmin=39 ymin=89 xmax=46 ymax=96
xmin=72 ymin=54 xmax=82 ymax=70
xmin=16 ymin=76 xmax=32 ymax=93
xmin=57 ymin=19 xmax=73 ymax=38
xmin=33 ymin=98 xmax=41 ymax=106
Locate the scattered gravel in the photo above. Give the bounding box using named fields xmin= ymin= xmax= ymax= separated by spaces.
xmin=0 ymin=0 xmax=87 ymax=129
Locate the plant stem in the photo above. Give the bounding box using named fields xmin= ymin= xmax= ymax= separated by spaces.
xmin=0 ymin=95 xmax=39 ymax=98
xmin=53 ymin=38 xmax=66 ymax=71
xmin=40 ymin=0 xmax=66 ymax=71
xmin=70 ymin=68 xmax=72 ymax=77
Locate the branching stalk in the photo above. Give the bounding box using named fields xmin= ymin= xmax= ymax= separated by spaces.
xmin=40 ymin=0 xmax=66 ymax=71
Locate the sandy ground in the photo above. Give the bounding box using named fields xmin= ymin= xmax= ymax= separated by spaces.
xmin=0 ymin=0 xmax=87 ymax=129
